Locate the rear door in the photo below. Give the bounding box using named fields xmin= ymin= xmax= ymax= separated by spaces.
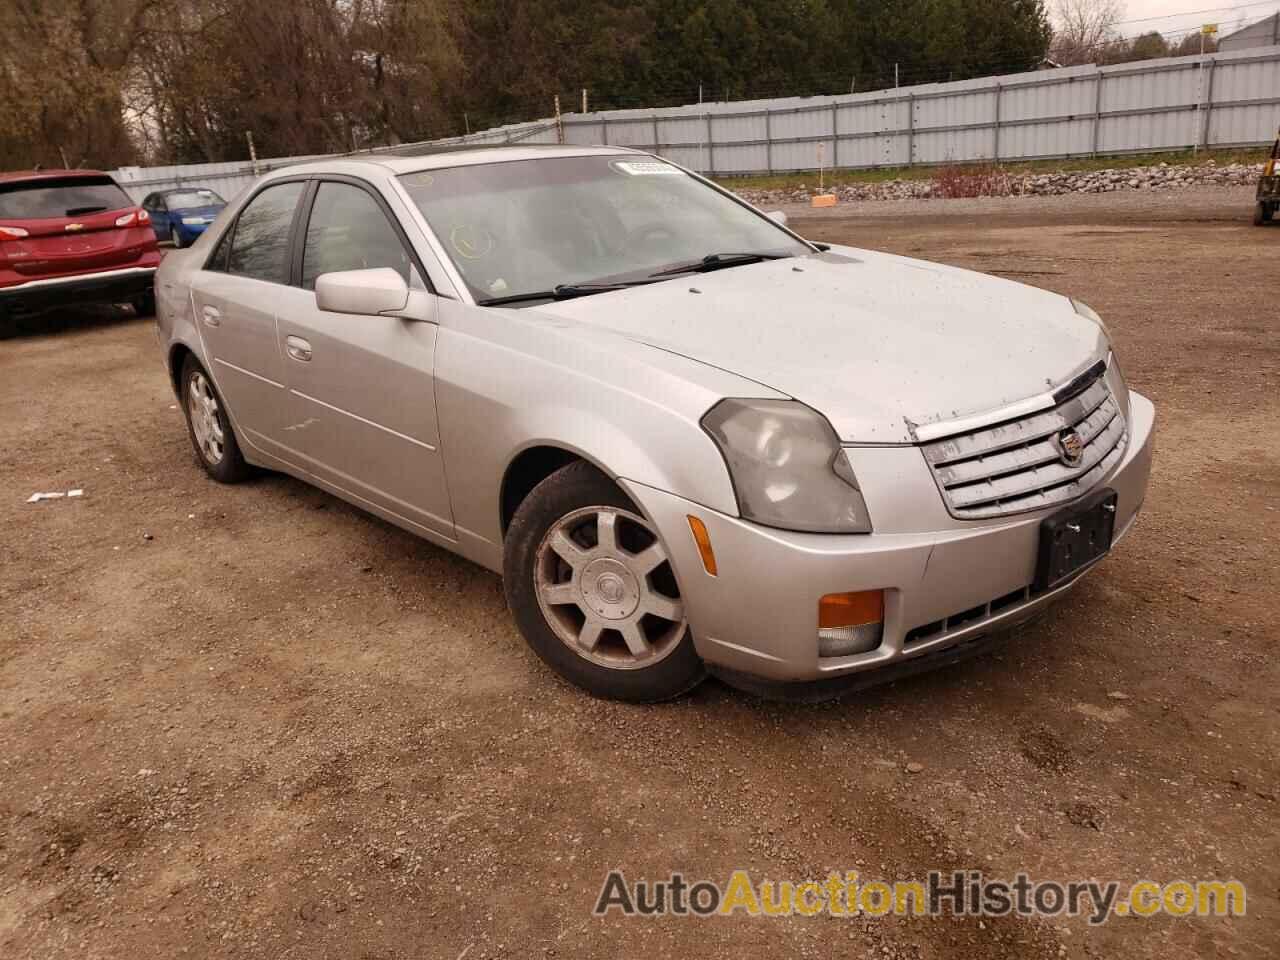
xmin=0 ymin=175 xmax=146 ymax=281
xmin=189 ymin=179 xmax=307 ymax=462
xmin=272 ymin=177 xmax=454 ymax=537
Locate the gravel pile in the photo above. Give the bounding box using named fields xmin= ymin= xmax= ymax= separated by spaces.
xmin=735 ymin=160 xmax=1266 ymax=205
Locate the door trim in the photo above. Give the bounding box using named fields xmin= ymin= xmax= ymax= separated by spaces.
xmin=214 ymin=356 xmax=285 ymax=389
xmin=288 ymin=387 xmax=438 ymax=451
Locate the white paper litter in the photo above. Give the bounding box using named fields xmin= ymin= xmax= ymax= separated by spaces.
xmin=26 ymin=489 xmax=84 ymax=503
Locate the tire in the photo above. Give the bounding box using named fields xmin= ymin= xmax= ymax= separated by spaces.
xmin=1255 ymin=203 xmax=1266 ymax=226
xmin=131 ymin=288 xmax=155 ymax=317
xmin=180 ymin=355 xmax=251 ymax=483
xmin=504 ymin=460 xmax=705 ymax=702
xmin=171 ymin=223 xmax=184 ymax=248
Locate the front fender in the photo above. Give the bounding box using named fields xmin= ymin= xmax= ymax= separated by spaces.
xmin=434 ymin=300 xmax=767 ymax=564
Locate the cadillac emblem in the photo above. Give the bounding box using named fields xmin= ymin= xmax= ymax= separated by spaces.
xmin=1056 ymin=428 xmax=1085 ymax=467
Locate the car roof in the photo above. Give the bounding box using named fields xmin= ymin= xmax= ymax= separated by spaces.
xmin=269 ymin=144 xmax=642 ymax=180
xmin=0 ymin=168 xmax=113 ymax=185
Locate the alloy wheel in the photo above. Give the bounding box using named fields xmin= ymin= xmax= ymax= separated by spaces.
xmin=534 ymin=506 xmax=687 ymax=670
xmin=188 ymin=371 xmax=225 ymax=465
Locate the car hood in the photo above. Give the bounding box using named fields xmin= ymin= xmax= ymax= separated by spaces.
xmin=529 ymin=246 xmax=1108 ymax=443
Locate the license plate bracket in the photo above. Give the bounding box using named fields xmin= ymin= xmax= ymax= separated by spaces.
xmin=1034 ymin=489 xmax=1117 ymax=592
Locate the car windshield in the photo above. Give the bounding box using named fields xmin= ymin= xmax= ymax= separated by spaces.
xmin=398 ymin=155 xmax=809 ymax=303
xmin=0 ymin=175 xmax=133 ymax=219
xmin=167 ymin=190 xmax=224 ymax=209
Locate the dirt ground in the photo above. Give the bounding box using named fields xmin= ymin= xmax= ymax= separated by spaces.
xmin=2 ymin=185 xmax=1277 ymax=959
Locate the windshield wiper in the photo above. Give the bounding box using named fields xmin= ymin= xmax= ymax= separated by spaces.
xmin=477 ymin=280 xmax=661 ymax=307
xmin=649 ymin=251 xmax=790 ymax=278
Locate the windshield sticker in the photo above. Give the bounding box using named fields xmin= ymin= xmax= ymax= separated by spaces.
xmin=612 ymin=160 xmax=683 ymax=177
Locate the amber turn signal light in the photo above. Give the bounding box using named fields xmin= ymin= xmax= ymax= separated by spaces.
xmin=818 ymin=589 xmax=884 ymax=629
xmin=686 ymin=515 xmax=718 ymax=576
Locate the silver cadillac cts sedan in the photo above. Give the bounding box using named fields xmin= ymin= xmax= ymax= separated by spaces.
xmin=155 ymin=145 xmax=1155 ymax=702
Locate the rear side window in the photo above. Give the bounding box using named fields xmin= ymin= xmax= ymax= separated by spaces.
xmin=301 ymin=182 xmax=411 ymax=290
xmin=227 ymin=181 xmax=305 ymax=284
xmin=207 ymin=230 xmax=232 ymax=273
xmin=0 ymin=176 xmax=133 ymax=219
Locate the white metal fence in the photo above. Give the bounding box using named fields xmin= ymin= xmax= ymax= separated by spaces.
xmin=112 ymin=46 xmax=1280 ymax=200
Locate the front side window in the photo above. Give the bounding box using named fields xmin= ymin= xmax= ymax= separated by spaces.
xmin=301 ymin=182 xmax=412 ymax=290
xmin=227 ymin=181 xmax=305 ymax=283
xmin=398 ymin=156 xmax=808 ymax=303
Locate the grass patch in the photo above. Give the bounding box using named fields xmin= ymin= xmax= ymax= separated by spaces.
xmin=715 ymin=147 xmax=1270 ymax=192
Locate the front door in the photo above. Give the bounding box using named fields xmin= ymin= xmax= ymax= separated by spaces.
xmin=189 ymin=179 xmax=306 ymax=462
xmin=273 ymin=179 xmax=454 ymax=538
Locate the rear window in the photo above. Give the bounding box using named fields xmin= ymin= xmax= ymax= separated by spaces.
xmin=0 ymin=176 xmax=133 ymax=220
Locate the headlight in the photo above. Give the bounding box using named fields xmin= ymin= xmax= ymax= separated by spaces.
xmin=1074 ymin=300 xmax=1130 ymax=423
xmin=181 ymin=217 xmax=206 ymax=225
xmin=1105 ymin=351 xmax=1131 ymax=425
xmin=1071 ymin=298 xmax=1111 ymax=339
xmin=701 ymin=399 xmax=872 ymax=533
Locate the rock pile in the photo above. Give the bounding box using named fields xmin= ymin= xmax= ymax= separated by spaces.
xmin=734 ymin=160 xmax=1266 ymax=206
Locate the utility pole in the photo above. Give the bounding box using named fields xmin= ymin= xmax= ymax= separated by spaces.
xmin=698 ymin=82 xmax=703 ymax=104
xmin=554 ymin=95 xmax=564 ymax=144
xmin=246 ymin=131 xmax=259 ymax=175
xmin=895 ymin=63 xmax=900 ymax=88
xmin=582 ymin=88 xmax=588 ymax=113
xmin=1194 ymin=25 xmax=1218 ymax=155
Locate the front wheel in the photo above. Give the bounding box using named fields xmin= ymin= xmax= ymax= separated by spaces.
xmin=503 ymin=461 xmax=705 ymax=702
xmin=1255 ymin=202 xmax=1273 ymax=226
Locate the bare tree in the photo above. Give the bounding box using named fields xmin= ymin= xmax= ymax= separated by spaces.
xmin=1050 ymin=0 xmax=1123 ymax=65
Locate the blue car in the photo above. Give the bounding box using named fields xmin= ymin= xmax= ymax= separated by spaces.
xmin=141 ymin=188 xmax=226 ymax=248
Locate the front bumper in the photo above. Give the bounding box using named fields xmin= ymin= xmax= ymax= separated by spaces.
xmin=174 ymin=222 xmax=210 ymax=244
xmin=622 ymin=390 xmax=1155 ymax=684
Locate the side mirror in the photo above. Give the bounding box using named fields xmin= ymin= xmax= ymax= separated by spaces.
xmin=315 ymin=267 xmax=409 ymax=317
xmin=767 ymin=210 xmax=788 ymax=226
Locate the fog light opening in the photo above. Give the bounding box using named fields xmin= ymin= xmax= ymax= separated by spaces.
xmin=818 ymin=590 xmax=885 ymax=657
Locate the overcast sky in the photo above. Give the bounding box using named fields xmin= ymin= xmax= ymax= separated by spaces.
xmin=1112 ymin=0 xmax=1280 ymax=38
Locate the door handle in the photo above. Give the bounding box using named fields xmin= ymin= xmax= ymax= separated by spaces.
xmin=201 ymin=305 xmax=221 ymax=327
xmin=286 ymin=335 xmax=313 ymax=362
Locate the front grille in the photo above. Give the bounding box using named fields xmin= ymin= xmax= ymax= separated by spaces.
xmin=921 ymin=365 xmax=1127 ymax=520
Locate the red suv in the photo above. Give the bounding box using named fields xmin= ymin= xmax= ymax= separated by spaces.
xmin=0 ymin=170 xmax=162 ymax=331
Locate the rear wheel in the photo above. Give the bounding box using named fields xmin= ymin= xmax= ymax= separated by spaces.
xmin=504 ymin=461 xmax=705 ymax=702
xmin=1255 ymin=202 xmax=1273 ymax=226
xmin=180 ymin=355 xmax=251 ymax=483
